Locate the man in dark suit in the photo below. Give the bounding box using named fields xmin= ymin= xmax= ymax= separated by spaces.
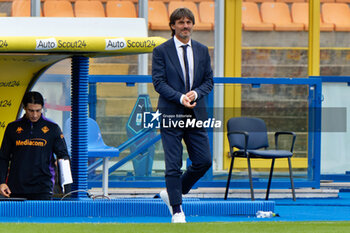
xmin=152 ymin=7 xmax=213 ymax=223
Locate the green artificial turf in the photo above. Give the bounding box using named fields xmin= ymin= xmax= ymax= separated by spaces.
xmin=0 ymin=222 xmax=349 ymax=233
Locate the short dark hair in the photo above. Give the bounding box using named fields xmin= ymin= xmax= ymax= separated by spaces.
xmin=22 ymin=91 xmax=44 ymax=107
xmin=169 ymin=8 xmax=195 ymax=37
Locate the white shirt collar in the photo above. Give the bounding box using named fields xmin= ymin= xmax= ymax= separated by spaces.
xmin=173 ymin=36 xmax=192 ymax=48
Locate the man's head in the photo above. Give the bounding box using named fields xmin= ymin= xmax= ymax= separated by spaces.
xmin=169 ymin=8 xmax=195 ymax=42
xmin=22 ymin=91 xmax=44 ymax=123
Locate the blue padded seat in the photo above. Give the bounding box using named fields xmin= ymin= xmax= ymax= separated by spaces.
xmin=235 ymin=149 xmax=293 ymax=158
xmin=63 ymin=117 xmax=119 ymax=196
xmin=64 ymin=118 xmax=119 ymax=158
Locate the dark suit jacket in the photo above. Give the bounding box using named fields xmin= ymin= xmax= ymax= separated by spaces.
xmin=152 ymin=38 xmax=213 ymax=121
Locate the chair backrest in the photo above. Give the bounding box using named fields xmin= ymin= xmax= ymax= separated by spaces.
xmin=106 ymin=1 xmax=137 ymax=18
xmin=186 ymin=0 xmax=211 ymax=2
xmin=12 ymin=0 xmax=30 ymax=17
xmin=335 ymin=0 xmax=350 ymax=3
xmin=74 ymin=0 xmax=105 ymax=17
xmin=63 ymin=118 xmax=107 ymax=149
xmin=261 ymin=2 xmax=293 ymax=24
xmin=227 ymin=117 xmax=269 ymax=150
xmin=242 ymin=2 xmax=262 ymax=24
xmin=168 ymin=1 xmax=213 ymax=30
xmin=291 ymin=2 xmax=308 ymax=25
xmin=244 ymin=0 xmax=275 ymax=2
xmin=12 ymin=0 xmax=43 ymax=17
xmin=198 ymin=1 xmax=214 ymax=25
xmin=43 ymin=0 xmax=74 ymax=17
xmin=242 ymin=2 xmax=274 ymax=31
xmin=151 ymin=0 xmax=171 ymax=2
xmin=322 ymin=3 xmax=350 ymax=25
xmin=168 ymin=1 xmax=200 ymax=23
xmin=148 ymin=1 xmax=169 ymax=29
xmin=276 ymin=0 xmax=305 ymax=2
xmin=292 ymin=2 xmax=334 ymax=31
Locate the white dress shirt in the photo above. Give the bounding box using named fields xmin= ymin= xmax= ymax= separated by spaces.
xmin=173 ymin=36 xmax=197 ymax=105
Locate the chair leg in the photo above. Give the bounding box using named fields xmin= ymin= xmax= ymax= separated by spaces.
xmin=247 ymin=157 xmax=254 ymax=201
xmin=102 ymin=157 xmax=109 ymax=197
xmin=288 ymin=157 xmax=296 ymax=201
xmin=265 ymin=158 xmax=275 ymax=200
xmin=224 ymin=157 xmax=235 ymax=200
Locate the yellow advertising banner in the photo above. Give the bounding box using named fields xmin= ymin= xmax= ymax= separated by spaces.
xmin=0 ymin=54 xmax=70 ymax=144
xmin=0 ymin=36 xmax=166 ymax=54
xmin=0 ymin=36 xmax=166 ymax=144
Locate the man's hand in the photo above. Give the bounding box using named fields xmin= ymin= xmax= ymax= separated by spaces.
xmin=185 ymin=91 xmax=196 ymax=102
xmin=0 ymin=183 xmax=11 ymax=197
xmin=182 ymin=95 xmax=197 ymax=109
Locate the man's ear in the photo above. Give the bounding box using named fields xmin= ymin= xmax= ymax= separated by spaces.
xmin=170 ymin=24 xmax=175 ymax=30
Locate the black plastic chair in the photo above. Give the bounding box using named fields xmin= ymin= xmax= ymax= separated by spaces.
xmin=224 ymin=117 xmax=296 ymax=201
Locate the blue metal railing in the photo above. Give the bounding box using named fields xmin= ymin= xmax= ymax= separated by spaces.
xmin=88 ymin=75 xmax=322 ymax=189
xmin=40 ymin=74 xmax=322 ymax=189
xmin=92 ymin=134 xmax=161 ymax=181
xmin=87 ymin=127 xmax=160 ymax=176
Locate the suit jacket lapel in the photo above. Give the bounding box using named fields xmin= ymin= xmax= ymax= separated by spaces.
xmin=166 ymin=38 xmax=185 ymax=83
xmin=192 ymin=40 xmax=199 ymax=88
